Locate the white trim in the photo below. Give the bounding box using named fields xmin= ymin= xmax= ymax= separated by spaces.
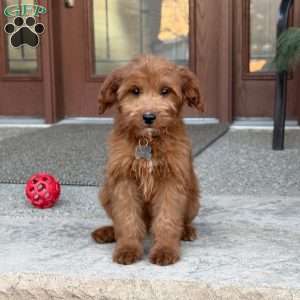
xmin=231 ymin=118 xmax=300 ymax=130
xmin=0 ymin=116 xmax=299 ymax=130
xmin=0 ymin=117 xmax=50 ymax=128
xmin=59 ymin=117 xmax=220 ymax=125
xmin=231 ymin=126 xmax=300 ymax=130
xmin=0 ymin=124 xmax=51 ymax=128
xmin=0 ymin=117 xmax=219 ymax=126
xmin=184 ymin=118 xmax=219 ymax=125
xmin=57 ymin=117 xmax=114 ymax=125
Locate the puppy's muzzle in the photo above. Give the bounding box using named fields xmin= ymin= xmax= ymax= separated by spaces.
xmin=143 ymin=112 xmax=156 ymax=125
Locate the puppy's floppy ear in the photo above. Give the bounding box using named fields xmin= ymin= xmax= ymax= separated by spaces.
xmin=98 ymin=68 xmax=124 ymax=114
xmin=178 ymin=66 xmax=204 ymax=112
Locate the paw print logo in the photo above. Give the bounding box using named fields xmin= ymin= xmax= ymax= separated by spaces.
xmin=4 ymin=16 xmax=44 ymax=48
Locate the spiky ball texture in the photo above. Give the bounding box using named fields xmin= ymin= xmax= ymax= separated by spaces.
xmin=25 ymin=173 xmax=61 ymax=209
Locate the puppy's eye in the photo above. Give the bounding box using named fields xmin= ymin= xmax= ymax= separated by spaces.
xmin=131 ymin=87 xmax=141 ymax=96
xmin=160 ymin=87 xmax=170 ymax=96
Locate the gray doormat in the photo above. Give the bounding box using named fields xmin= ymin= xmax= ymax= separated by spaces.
xmin=0 ymin=124 xmax=228 ymax=186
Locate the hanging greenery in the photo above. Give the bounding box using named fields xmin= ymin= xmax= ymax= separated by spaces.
xmin=274 ymin=27 xmax=300 ymax=72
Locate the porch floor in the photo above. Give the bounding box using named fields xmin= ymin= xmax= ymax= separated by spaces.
xmin=0 ymin=128 xmax=300 ymax=299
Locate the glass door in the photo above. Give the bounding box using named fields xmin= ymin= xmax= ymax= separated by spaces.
xmin=60 ymin=0 xmax=203 ymax=117
xmin=91 ymin=0 xmax=189 ymax=75
xmin=1 ymin=0 xmax=226 ymax=121
xmin=0 ymin=0 xmax=45 ymax=117
xmin=233 ymin=0 xmax=299 ymax=119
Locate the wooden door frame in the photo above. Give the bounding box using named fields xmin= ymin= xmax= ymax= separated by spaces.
xmin=0 ymin=0 xmax=44 ymax=117
xmin=0 ymin=0 xmax=64 ymax=123
xmin=84 ymin=0 xmax=198 ymax=82
xmin=194 ymin=0 xmax=299 ymax=124
xmin=217 ymin=0 xmax=233 ymax=123
xmin=82 ymin=0 xmax=208 ymax=118
xmin=44 ymin=0 xmax=235 ymax=123
xmin=192 ymin=0 xmax=233 ymax=123
xmin=294 ymin=1 xmax=300 ymax=123
xmin=0 ymin=1 xmax=43 ymax=80
xmin=41 ymin=0 xmax=64 ymax=123
xmin=233 ymin=0 xmax=300 ymax=121
xmin=2 ymin=0 xmax=297 ymax=124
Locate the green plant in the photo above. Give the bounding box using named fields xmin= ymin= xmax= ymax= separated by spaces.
xmin=274 ymin=27 xmax=300 ymax=72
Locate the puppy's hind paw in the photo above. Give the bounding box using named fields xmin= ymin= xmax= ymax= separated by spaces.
xmin=91 ymin=226 xmax=115 ymax=243
xmin=181 ymin=224 xmax=197 ymax=241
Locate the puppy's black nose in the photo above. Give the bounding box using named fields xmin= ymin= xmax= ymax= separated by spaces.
xmin=143 ymin=112 xmax=156 ymax=125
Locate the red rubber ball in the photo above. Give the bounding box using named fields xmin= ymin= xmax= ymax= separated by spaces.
xmin=25 ymin=173 xmax=61 ymax=209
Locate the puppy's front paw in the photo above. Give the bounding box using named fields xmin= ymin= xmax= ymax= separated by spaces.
xmin=113 ymin=243 xmax=143 ymax=265
xmin=91 ymin=226 xmax=115 ymax=243
xmin=149 ymin=245 xmax=180 ymax=266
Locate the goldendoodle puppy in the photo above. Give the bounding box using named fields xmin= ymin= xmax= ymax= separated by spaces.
xmin=92 ymin=55 xmax=203 ymax=266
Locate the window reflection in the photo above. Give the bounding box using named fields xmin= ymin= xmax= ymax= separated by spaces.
xmin=4 ymin=0 xmax=38 ymax=74
xmin=93 ymin=0 xmax=189 ymax=75
xmin=249 ymin=0 xmax=281 ymax=72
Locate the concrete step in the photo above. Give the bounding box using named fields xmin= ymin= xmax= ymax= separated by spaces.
xmin=1 ymin=274 xmax=299 ymax=300
xmin=0 ymin=184 xmax=300 ymax=299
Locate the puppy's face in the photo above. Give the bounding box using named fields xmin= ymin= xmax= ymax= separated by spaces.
xmin=98 ymin=56 xmax=204 ymax=139
xmin=117 ymin=62 xmax=184 ymax=138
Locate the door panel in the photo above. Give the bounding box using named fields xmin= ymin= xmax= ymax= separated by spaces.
xmin=248 ymin=0 xmax=280 ymax=74
xmin=1 ymin=0 xmax=229 ymax=121
xmin=0 ymin=0 xmax=44 ymax=117
xmin=1 ymin=0 xmax=239 ymax=121
xmin=61 ymin=0 xmax=207 ymax=118
xmin=91 ymin=0 xmax=189 ymax=76
xmin=233 ymin=0 xmax=300 ymax=119
xmin=6 ymin=40 xmax=38 ymax=74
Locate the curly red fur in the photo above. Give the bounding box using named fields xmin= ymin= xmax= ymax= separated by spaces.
xmin=91 ymin=55 xmax=203 ymax=265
